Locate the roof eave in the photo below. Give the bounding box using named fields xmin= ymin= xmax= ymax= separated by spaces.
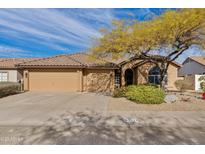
xmin=17 ymin=65 xmax=119 ymax=69
xmin=0 ymin=67 xmax=17 ymax=69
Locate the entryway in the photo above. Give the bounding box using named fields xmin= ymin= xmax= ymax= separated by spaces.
xmin=125 ymin=69 xmax=133 ymax=86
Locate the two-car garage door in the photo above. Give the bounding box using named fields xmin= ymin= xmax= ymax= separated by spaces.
xmin=28 ymin=69 xmax=80 ymax=92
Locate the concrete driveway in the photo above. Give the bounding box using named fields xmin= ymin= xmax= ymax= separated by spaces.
xmin=0 ymin=92 xmax=205 ymax=144
xmin=0 ymin=91 xmax=109 ymax=125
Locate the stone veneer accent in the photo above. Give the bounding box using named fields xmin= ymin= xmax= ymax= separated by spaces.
xmin=83 ymin=69 xmax=115 ymax=93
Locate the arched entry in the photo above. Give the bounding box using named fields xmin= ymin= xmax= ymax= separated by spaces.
xmin=125 ymin=69 xmax=133 ymax=86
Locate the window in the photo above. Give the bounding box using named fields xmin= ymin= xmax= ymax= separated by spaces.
xmin=0 ymin=72 xmax=8 ymax=82
xmin=148 ymin=66 xmax=161 ymax=85
xmin=148 ymin=66 xmax=168 ymax=85
xmin=115 ymin=71 xmax=121 ymax=88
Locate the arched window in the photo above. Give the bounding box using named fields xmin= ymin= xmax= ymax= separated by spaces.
xmin=148 ymin=66 xmax=161 ymax=84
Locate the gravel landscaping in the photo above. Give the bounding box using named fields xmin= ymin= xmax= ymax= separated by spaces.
xmin=108 ymin=92 xmax=205 ymax=111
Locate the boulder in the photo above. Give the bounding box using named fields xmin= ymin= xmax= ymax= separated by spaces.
xmin=165 ymin=94 xmax=178 ymax=103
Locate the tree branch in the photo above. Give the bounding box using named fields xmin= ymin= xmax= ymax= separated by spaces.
xmin=170 ymin=46 xmax=189 ymax=62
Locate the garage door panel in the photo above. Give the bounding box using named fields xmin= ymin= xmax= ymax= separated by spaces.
xmin=29 ymin=70 xmax=79 ymax=91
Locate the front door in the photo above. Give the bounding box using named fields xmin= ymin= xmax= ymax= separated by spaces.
xmin=125 ymin=69 xmax=133 ymax=86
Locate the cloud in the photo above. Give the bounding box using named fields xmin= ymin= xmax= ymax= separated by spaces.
xmin=0 ymin=45 xmax=24 ymax=52
xmin=0 ymin=8 xmax=203 ymax=60
xmin=0 ymin=9 xmax=114 ymax=54
xmin=0 ymin=45 xmax=31 ymax=57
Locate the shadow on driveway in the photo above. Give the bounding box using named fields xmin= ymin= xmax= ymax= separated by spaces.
xmin=16 ymin=111 xmax=205 ymax=145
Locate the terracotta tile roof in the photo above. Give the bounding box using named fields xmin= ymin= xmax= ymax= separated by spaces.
xmin=103 ymin=57 xmax=131 ymax=65
xmin=17 ymin=53 xmax=118 ymax=68
xmin=0 ymin=58 xmax=8 ymax=62
xmin=0 ymin=58 xmax=39 ymax=69
xmin=189 ymin=56 xmax=205 ymax=66
xmin=67 ymin=53 xmax=117 ymax=67
xmin=105 ymin=54 xmax=181 ymax=67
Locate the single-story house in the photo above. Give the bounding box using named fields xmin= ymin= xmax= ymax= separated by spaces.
xmin=178 ymin=56 xmax=205 ymax=91
xmin=16 ymin=52 xmax=182 ymax=92
xmin=0 ymin=58 xmax=38 ymax=82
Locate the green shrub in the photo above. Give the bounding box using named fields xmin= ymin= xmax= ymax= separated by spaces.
xmin=125 ymin=85 xmax=165 ymax=104
xmin=141 ymin=83 xmax=159 ymax=88
xmin=113 ymin=87 xmax=127 ymax=97
xmin=0 ymin=84 xmax=21 ymax=98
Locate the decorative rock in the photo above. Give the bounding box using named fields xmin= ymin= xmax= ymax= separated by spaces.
xmin=165 ymin=95 xmax=178 ymax=103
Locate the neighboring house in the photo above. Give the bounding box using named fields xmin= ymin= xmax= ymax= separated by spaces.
xmin=16 ymin=53 xmax=181 ymax=92
xmin=178 ymin=56 xmax=205 ymax=76
xmin=0 ymin=58 xmax=38 ymax=82
xmin=178 ymin=56 xmax=205 ymax=91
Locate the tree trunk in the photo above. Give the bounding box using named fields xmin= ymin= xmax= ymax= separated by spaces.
xmin=159 ymin=61 xmax=169 ymax=90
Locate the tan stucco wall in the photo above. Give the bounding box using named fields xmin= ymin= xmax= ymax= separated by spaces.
xmin=166 ymin=64 xmax=181 ymax=90
xmin=24 ymin=68 xmax=82 ymax=92
xmin=22 ymin=61 xmax=179 ymax=92
xmin=83 ymin=69 xmax=115 ymax=93
xmin=23 ymin=70 xmax=29 ymax=91
xmin=120 ymin=61 xmax=180 ymax=90
xmin=120 ymin=59 xmax=142 ymax=86
xmin=0 ymin=69 xmax=18 ymax=82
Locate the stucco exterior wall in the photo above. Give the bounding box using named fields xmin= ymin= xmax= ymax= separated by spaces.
xmin=23 ymin=70 xmax=29 ymax=91
xmin=178 ymin=59 xmax=205 ymax=76
xmin=83 ymin=69 xmax=115 ymax=93
xmin=166 ymin=64 xmax=181 ymax=90
xmin=121 ymin=59 xmax=142 ymax=86
xmin=17 ymin=70 xmax=23 ymax=81
xmin=120 ymin=61 xmax=180 ymax=90
xmin=0 ymin=69 xmax=18 ymax=82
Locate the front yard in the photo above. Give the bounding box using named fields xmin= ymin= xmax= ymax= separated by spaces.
xmin=108 ymin=91 xmax=205 ymax=111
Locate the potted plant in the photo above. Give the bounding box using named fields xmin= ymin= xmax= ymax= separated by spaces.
xmin=198 ymin=76 xmax=205 ymax=99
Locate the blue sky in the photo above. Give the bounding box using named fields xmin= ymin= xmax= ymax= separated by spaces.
xmin=0 ymin=8 xmax=204 ymax=63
